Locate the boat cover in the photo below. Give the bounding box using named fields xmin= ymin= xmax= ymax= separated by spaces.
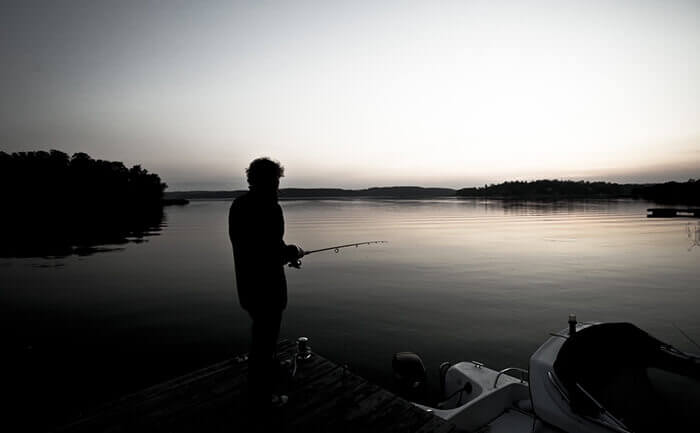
xmin=553 ymin=322 xmax=700 ymax=432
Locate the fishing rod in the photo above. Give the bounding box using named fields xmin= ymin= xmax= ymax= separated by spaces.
xmin=304 ymin=240 xmax=387 ymax=255
xmin=288 ymin=240 xmax=387 ymax=267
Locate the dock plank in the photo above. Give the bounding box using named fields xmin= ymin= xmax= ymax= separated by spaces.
xmin=56 ymin=339 xmax=454 ymax=433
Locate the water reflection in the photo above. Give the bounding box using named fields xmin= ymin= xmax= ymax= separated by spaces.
xmin=3 ymin=198 xmax=699 ymax=432
xmin=0 ymin=208 xmax=164 ymax=258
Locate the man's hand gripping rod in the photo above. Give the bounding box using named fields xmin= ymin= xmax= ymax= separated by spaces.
xmin=288 ymin=240 xmax=387 ymax=268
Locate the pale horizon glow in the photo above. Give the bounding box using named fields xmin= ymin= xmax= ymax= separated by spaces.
xmin=1 ymin=0 xmax=699 ymax=190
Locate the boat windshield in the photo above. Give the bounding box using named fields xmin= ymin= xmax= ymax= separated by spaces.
xmin=552 ymin=322 xmax=700 ymax=433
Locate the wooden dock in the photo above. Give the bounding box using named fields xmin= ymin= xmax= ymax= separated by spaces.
xmin=647 ymin=208 xmax=700 ymax=218
xmin=56 ymin=339 xmax=456 ymax=433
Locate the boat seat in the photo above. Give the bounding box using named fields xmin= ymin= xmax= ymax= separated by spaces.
xmin=553 ymin=322 xmax=700 ymax=433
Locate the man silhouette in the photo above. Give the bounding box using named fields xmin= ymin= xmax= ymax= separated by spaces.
xmin=229 ymin=158 xmax=303 ymax=411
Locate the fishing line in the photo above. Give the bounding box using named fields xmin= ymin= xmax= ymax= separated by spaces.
xmin=671 ymin=322 xmax=700 ymax=352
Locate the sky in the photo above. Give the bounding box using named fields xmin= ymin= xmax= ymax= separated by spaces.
xmin=1 ymin=0 xmax=699 ymax=190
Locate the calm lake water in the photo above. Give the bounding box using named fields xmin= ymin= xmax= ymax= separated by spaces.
xmin=3 ymin=198 xmax=699 ymax=430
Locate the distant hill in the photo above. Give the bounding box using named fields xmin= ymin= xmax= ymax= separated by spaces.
xmin=165 ymin=186 xmax=457 ymax=200
xmin=165 ymin=190 xmax=244 ymax=200
xmin=167 ymin=180 xmax=700 ymax=204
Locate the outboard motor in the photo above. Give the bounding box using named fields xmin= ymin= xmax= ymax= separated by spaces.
xmin=392 ymin=352 xmax=427 ymax=401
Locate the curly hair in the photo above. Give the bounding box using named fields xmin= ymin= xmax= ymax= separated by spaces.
xmin=246 ymin=157 xmax=284 ymax=187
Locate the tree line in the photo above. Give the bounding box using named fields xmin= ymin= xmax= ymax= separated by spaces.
xmin=1 ymin=150 xmax=166 ymax=209
xmin=631 ymin=179 xmax=700 ymax=205
xmin=0 ymin=150 xmax=167 ymax=257
xmin=457 ymin=179 xmax=700 ymax=204
xmin=456 ymin=180 xmax=634 ymax=199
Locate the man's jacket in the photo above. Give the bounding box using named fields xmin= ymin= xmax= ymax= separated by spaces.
xmin=229 ymin=191 xmax=296 ymax=312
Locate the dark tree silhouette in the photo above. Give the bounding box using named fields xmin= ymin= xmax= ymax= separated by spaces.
xmin=456 ymin=180 xmax=634 ymax=199
xmin=0 ymin=150 xmax=168 ymax=257
xmin=631 ymin=180 xmax=700 ymax=205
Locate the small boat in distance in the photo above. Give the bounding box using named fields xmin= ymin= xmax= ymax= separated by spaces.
xmin=393 ymin=317 xmax=700 ymax=432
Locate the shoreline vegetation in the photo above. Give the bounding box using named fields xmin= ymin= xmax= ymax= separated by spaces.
xmin=0 ymin=150 xmax=173 ymax=257
xmin=166 ymin=179 xmax=700 ymax=205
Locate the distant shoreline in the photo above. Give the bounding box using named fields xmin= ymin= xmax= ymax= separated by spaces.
xmin=164 ymin=186 xmax=457 ymax=200
xmin=171 ymin=195 xmax=641 ymax=202
xmin=165 ymin=179 xmax=700 ymax=205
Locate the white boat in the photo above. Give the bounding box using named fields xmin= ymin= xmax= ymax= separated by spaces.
xmin=393 ymin=317 xmax=700 ymax=432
